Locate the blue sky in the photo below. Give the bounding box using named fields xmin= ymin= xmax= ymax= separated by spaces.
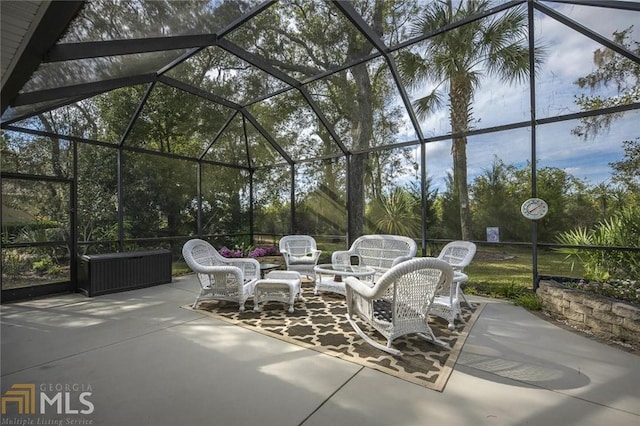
xmin=397 ymin=2 xmax=639 ymax=193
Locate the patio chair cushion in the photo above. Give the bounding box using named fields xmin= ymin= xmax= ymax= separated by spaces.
xmin=289 ymin=255 xmax=317 ymax=264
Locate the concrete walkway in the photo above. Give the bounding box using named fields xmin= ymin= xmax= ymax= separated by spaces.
xmin=1 ymin=275 xmax=639 ymax=426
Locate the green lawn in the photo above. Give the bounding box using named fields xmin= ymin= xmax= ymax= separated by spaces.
xmin=172 ymin=261 xmax=192 ymax=276
xmin=174 ymin=244 xmax=583 ymax=298
xmin=463 ymin=246 xmax=583 ymax=297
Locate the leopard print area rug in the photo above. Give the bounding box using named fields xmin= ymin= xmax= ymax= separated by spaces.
xmin=182 ymin=284 xmax=484 ymax=392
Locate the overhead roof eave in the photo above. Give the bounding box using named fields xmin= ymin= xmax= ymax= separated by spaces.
xmin=1 ymin=1 xmax=84 ymax=115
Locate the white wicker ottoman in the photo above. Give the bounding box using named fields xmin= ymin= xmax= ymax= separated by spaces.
xmin=253 ymin=271 xmax=302 ymax=313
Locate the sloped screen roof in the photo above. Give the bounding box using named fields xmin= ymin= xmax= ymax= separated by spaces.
xmin=3 ymin=0 xmax=639 ymax=172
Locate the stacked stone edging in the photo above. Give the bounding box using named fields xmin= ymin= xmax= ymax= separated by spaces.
xmin=537 ymin=280 xmax=640 ymax=347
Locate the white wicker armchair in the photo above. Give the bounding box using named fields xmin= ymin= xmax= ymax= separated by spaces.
xmin=344 ymin=257 xmax=454 ymax=356
xmin=182 ymin=239 xmax=260 ymax=311
xmin=331 ymin=234 xmax=417 ymax=280
xmin=279 ymin=235 xmax=322 ymax=282
xmin=437 ymin=240 xmax=477 ymax=273
xmin=430 ymin=240 xmax=477 ymax=330
xmin=437 ymin=240 xmax=477 ymax=306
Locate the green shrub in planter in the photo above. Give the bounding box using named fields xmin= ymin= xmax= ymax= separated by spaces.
xmin=556 ymin=205 xmax=640 ymax=282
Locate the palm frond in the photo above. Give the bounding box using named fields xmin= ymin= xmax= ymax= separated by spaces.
xmin=395 ymin=50 xmax=434 ymax=88
xmin=413 ymin=90 xmax=445 ymax=119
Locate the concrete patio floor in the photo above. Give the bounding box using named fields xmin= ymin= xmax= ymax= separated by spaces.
xmin=1 ymin=274 xmax=639 ymax=426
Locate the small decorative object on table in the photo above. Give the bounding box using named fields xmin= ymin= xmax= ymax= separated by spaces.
xmin=314 ymin=263 xmax=375 ymax=296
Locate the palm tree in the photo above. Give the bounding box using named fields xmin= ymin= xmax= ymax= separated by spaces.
xmin=398 ymin=0 xmax=545 ymax=240
xmin=367 ymin=187 xmax=421 ymax=236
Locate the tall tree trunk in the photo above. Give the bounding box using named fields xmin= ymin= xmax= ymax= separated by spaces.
xmin=450 ymin=77 xmax=473 ymax=241
xmin=348 ymin=62 xmax=374 ymax=244
xmin=342 ymin=0 xmax=385 ymax=245
xmin=452 ymin=136 xmax=471 ymax=240
xmin=348 ymin=153 xmax=366 ymax=242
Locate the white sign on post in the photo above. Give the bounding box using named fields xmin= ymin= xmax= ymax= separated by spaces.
xmin=486 ymin=227 xmax=499 ymax=242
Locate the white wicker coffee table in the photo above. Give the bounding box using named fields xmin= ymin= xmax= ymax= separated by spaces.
xmin=313 ymin=264 xmax=376 ymax=296
xmin=253 ymin=270 xmax=302 ymax=313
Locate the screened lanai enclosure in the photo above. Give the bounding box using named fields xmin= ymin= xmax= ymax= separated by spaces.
xmin=1 ymin=0 xmax=639 ymax=302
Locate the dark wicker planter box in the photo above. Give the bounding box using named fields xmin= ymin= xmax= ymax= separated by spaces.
xmin=78 ymin=250 xmax=172 ymax=297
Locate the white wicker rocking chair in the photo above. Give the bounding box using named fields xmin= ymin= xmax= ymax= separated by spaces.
xmin=182 ymin=239 xmax=260 ymax=311
xmin=344 ymin=257 xmax=454 ymax=356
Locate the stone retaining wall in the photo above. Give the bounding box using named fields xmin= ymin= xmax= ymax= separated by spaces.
xmin=537 ymin=280 xmax=640 ymax=346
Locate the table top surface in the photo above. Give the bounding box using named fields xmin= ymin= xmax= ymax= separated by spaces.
xmin=259 ymin=263 xmax=281 ymax=270
xmin=314 ymin=263 xmax=376 ymax=277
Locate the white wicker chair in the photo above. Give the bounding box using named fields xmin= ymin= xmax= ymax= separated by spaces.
xmin=279 ymin=235 xmax=322 ymax=282
xmin=437 ymin=240 xmax=477 ymax=307
xmin=344 ymin=257 xmax=454 ymax=356
xmin=182 ymin=239 xmax=260 ymax=311
xmin=430 ymin=241 xmax=477 ymax=330
xmin=331 ymin=234 xmax=417 ymax=281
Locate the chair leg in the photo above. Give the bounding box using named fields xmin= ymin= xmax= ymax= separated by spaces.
xmin=345 ymin=314 xmax=403 ymax=356
xmin=459 ymin=288 xmax=473 ymax=308
xmin=417 ymin=332 xmax=450 ymax=349
xmin=447 ymin=303 xmax=466 ymax=330
xmin=288 ymin=287 xmax=297 ymax=313
xmin=192 ymin=295 xmax=202 ymax=309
